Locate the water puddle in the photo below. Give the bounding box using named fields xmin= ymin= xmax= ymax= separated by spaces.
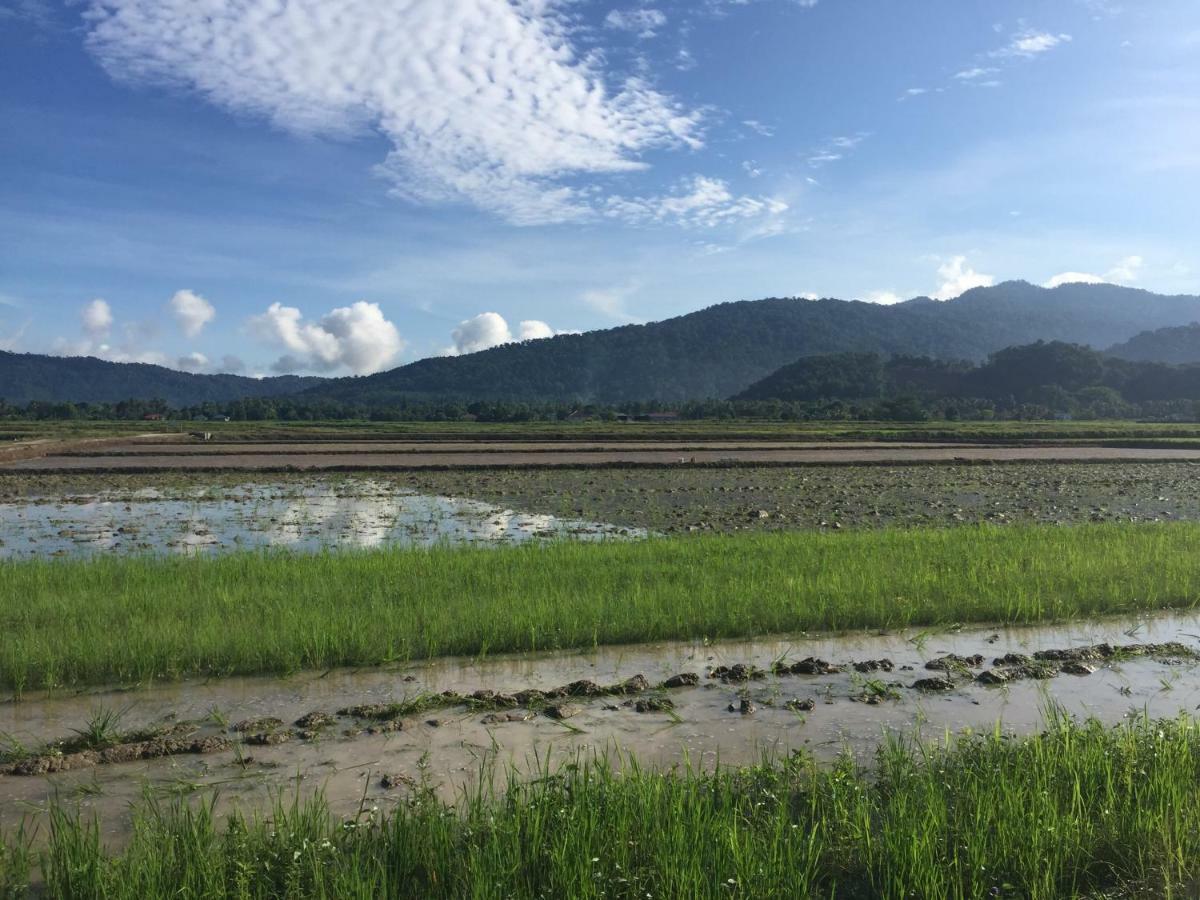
xmin=0 ymin=479 xmax=643 ymax=559
xmin=2 ymin=611 xmax=1198 ymax=846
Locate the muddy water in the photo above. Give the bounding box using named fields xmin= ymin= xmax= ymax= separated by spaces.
xmin=0 ymin=479 xmax=643 ymax=559
xmin=2 ymin=612 xmax=1198 ymax=845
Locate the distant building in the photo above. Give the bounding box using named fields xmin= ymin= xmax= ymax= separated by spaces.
xmin=142 ymin=413 xmax=165 ymax=421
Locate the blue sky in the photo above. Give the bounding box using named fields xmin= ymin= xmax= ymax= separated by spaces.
xmin=1 ymin=0 xmax=1197 ymax=375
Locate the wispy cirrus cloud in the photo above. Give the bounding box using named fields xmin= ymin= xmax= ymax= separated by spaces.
xmin=84 ymin=0 xmax=705 ymax=226
xmin=990 ymin=29 xmax=1072 ymax=59
xmin=604 ymin=175 xmax=787 ymax=228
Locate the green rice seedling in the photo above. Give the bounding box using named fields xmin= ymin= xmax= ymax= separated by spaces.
xmin=2 ymin=523 xmax=1200 ymax=691
xmin=66 ymin=705 xmax=133 ymax=752
xmin=4 ymin=715 xmax=1200 ymax=898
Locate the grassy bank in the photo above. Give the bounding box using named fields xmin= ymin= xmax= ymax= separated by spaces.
xmin=3 ymin=715 xmax=1199 ymax=898
xmin=1 ymin=524 xmax=1199 ymax=692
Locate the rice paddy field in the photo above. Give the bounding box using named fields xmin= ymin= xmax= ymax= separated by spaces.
xmin=4 ymin=421 xmax=1200 ymax=897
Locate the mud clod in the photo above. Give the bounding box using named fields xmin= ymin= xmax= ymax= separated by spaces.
xmin=630 ymin=696 xmax=675 ymax=714
xmin=709 ymin=663 xmax=768 ymax=683
xmin=853 ymin=659 xmax=895 ymax=673
xmin=729 ymin=698 xmax=757 ymax=715
xmin=1062 ymin=662 xmax=1098 ymax=676
xmin=662 ymin=673 xmax=700 ymax=689
xmin=481 ymin=711 xmax=536 ymax=725
xmin=545 ymin=703 xmax=583 ymax=720
xmin=245 ymin=730 xmax=294 ymax=747
xmin=788 ymin=658 xmax=842 ymax=676
xmin=232 ymin=717 xmax=284 ymax=733
xmin=924 ymin=654 xmax=984 ymax=672
xmin=381 ymin=773 xmax=416 ymax=790
xmin=2 ymin=737 xmax=232 ymax=777
xmin=615 ymin=674 xmax=651 ymax=694
xmin=911 ymin=676 xmax=956 ymax=692
xmin=294 ymin=712 xmax=335 ymax=730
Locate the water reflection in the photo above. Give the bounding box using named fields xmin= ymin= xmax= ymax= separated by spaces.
xmin=0 ymin=479 xmax=643 ymax=559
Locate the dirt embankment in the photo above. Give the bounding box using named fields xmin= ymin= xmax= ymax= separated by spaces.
xmin=11 ymin=442 xmax=1200 ymax=473
xmin=0 ymin=433 xmax=187 ymax=466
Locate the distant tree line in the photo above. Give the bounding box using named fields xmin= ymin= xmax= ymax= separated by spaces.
xmin=6 ymin=341 xmax=1200 ymax=424
xmin=733 ymin=341 xmax=1200 ymax=421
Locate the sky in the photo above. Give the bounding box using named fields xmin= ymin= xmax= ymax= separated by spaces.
xmin=1 ymin=0 xmax=1197 ymax=376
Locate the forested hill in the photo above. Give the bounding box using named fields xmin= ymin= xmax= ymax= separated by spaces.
xmin=0 ymin=351 xmax=325 ymax=407
xmin=735 ymin=341 xmax=1200 ymax=415
xmin=1108 ymin=323 xmax=1200 ymax=364
xmin=306 ymin=281 xmax=1200 ymax=404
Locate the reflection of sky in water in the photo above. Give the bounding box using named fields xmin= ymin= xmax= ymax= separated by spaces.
xmin=0 ymin=480 xmax=643 ymax=559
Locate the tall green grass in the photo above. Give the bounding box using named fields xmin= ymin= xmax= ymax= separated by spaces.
xmin=3 ymin=715 xmax=1200 ymax=898
xmin=2 ymin=523 xmax=1199 ymax=692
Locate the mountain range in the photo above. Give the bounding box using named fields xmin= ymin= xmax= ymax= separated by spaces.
xmin=0 ymin=352 xmax=324 ymax=408
xmin=4 ymin=281 xmax=1199 ymax=407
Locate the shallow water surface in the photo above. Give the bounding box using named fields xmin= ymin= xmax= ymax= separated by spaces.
xmin=2 ymin=612 xmax=1198 ymax=846
xmin=0 ymin=479 xmax=643 ymax=558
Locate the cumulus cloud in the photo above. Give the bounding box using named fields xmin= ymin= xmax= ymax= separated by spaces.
xmin=1044 ymin=271 xmax=1106 ymax=288
xmin=220 ymin=354 xmax=246 ymax=374
xmin=176 ymin=352 xmax=209 ymax=373
xmin=933 ymin=256 xmax=996 ymax=301
xmin=81 ymin=298 xmax=113 ymax=339
xmin=605 ymin=176 xmax=787 ymax=228
xmin=169 ymin=289 xmax=215 ymax=338
xmin=56 ymin=299 xmax=175 ymax=365
xmin=84 ymin=0 xmax=704 ymax=226
xmin=991 ymin=30 xmax=1072 ymax=59
xmin=1044 ymin=255 xmax=1144 ymax=288
xmin=604 ymin=8 xmax=667 ymax=37
xmin=863 ymin=290 xmax=903 ymax=305
xmin=249 ymin=301 xmax=404 ymax=374
xmin=445 ymin=312 xmax=562 ymax=356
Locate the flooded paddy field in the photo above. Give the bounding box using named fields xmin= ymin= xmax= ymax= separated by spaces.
xmin=2 ymin=611 xmax=1198 ymax=846
xmin=11 ymin=438 xmax=1200 ymax=473
xmin=0 ymin=478 xmax=641 ymax=560
xmin=5 ymin=459 xmax=1200 ymax=541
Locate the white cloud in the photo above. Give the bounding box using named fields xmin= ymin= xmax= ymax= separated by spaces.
xmin=604 ymin=8 xmax=667 ymax=38
xmin=169 ymin=289 xmax=216 ymax=338
xmin=863 ymin=290 xmax=903 ymax=305
xmin=249 ymin=301 xmax=404 ymax=374
xmin=0 ymin=0 xmax=55 ymax=28
xmin=933 ymin=256 xmax=995 ymax=300
xmin=605 ymin=175 xmax=787 ymax=228
xmin=1044 ymin=255 xmax=1144 ymax=288
xmin=991 ymin=30 xmax=1072 ymax=59
xmin=954 ymin=67 xmax=1000 ymax=80
xmin=81 ymin=298 xmax=113 ymax=339
xmin=518 ymin=319 xmax=556 ymax=341
xmin=1044 ymin=271 xmax=1105 ymax=288
xmin=582 ymin=284 xmax=643 ymax=323
xmin=742 ymin=119 xmax=775 ymax=138
xmin=808 ymin=133 xmax=868 ymax=167
xmin=58 ymin=299 xmax=175 ymax=364
xmin=1107 ymin=255 xmax=1144 ymax=283
xmin=84 ymin=0 xmax=703 ymax=226
xmin=176 ymin=352 xmax=210 ymax=373
xmin=444 ymin=312 xmax=563 ymax=356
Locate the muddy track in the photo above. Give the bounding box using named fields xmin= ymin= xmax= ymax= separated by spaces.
xmin=3 ymin=640 xmax=1193 ymax=779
